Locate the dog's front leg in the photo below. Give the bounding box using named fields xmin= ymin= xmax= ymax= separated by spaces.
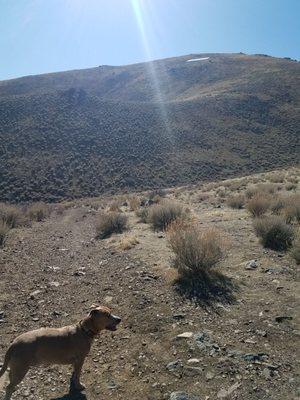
xmin=70 ymin=358 xmax=86 ymax=392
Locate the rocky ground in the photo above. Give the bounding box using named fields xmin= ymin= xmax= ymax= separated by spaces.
xmin=0 ymin=168 xmax=299 ymax=400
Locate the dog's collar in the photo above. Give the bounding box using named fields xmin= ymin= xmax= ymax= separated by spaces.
xmin=79 ymin=320 xmax=97 ymax=339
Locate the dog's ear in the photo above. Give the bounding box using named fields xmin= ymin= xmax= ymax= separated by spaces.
xmin=89 ymin=309 xmax=99 ymax=317
xmin=89 ymin=303 xmax=99 ymax=310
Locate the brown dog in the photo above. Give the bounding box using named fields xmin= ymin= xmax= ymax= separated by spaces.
xmin=0 ymin=305 xmax=121 ymax=399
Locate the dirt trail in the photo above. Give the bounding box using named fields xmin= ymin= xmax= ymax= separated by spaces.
xmin=0 ymin=193 xmax=299 ymax=399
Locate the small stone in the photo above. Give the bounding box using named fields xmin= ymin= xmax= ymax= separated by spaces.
xmin=166 ymin=360 xmax=183 ymax=376
xmin=245 ymin=260 xmax=259 ymax=270
xmin=187 ymin=358 xmax=201 ymax=365
xmin=184 ymin=366 xmax=203 ymax=376
xmin=217 ymin=382 xmax=241 ymax=398
xmin=175 ymin=332 xmax=194 ymax=340
xmin=262 ymin=368 xmax=272 ymax=379
xmin=29 ymin=290 xmax=42 ymax=299
xmin=170 ymin=392 xmax=200 ymax=400
xmin=206 ymin=371 xmax=215 ymax=380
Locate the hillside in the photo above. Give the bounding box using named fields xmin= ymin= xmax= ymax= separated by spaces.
xmin=0 ymin=53 xmax=299 ymax=202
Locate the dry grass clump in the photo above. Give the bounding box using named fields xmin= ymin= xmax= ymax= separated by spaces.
xmin=268 ymin=173 xmax=285 ymax=183
xmin=135 ymin=207 xmax=149 ymax=223
xmin=167 ymin=220 xmax=225 ymax=281
xmin=0 ymin=221 xmax=10 ymax=247
xmin=119 ymin=235 xmax=139 ymax=250
xmin=197 ymin=192 xmax=210 ymax=202
xmin=253 ymin=216 xmax=294 ymax=251
xmin=290 ymin=232 xmax=300 ymax=264
xmin=246 ymin=195 xmax=270 ymax=217
xmin=286 ymin=183 xmax=297 ymax=191
xmin=128 ymin=195 xmax=141 ymax=211
xmin=95 ymin=212 xmax=128 ymax=239
xmin=227 ymin=194 xmax=245 ymax=209
xmin=0 ymin=203 xmax=23 ymax=228
xmin=148 ymin=201 xmax=185 ymax=231
xmin=246 ymin=183 xmax=278 ymax=199
xmin=281 ymin=195 xmax=300 ymax=223
xmin=108 ymin=200 xmax=122 ymax=212
xmin=27 ymin=202 xmax=49 ymax=222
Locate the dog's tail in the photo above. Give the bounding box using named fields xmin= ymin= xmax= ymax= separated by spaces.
xmin=0 ymin=349 xmax=10 ymax=389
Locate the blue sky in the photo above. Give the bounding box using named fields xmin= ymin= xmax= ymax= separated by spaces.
xmin=0 ymin=0 xmax=299 ymax=80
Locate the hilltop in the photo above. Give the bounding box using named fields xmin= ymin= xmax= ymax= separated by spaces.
xmin=0 ymin=53 xmax=299 ymax=202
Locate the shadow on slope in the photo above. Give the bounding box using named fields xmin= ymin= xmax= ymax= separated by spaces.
xmin=52 ymin=392 xmax=87 ymax=400
xmin=174 ymin=270 xmax=238 ymax=308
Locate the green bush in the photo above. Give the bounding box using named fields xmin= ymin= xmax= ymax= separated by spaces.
xmin=96 ymin=212 xmax=128 ymax=239
xmin=253 ymin=216 xmax=294 ymax=251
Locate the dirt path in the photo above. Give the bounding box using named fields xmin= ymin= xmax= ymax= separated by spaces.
xmin=0 ymin=195 xmax=299 ymax=399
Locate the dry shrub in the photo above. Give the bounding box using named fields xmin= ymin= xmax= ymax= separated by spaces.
xmin=253 ymin=216 xmax=294 ymax=251
xmin=148 ymin=201 xmax=185 ymax=231
xmin=0 ymin=203 xmax=23 ymax=228
xmin=119 ymin=235 xmax=139 ymax=250
xmin=167 ymin=220 xmax=225 ymax=280
xmin=95 ymin=212 xmax=128 ymax=239
xmin=135 ymin=207 xmax=149 ymax=223
xmin=108 ymin=200 xmax=121 ymax=212
xmin=281 ymin=194 xmax=300 ymax=223
xmin=197 ymin=192 xmax=210 ymax=202
xmin=290 ymin=232 xmax=300 ymax=264
xmin=246 ymin=195 xmax=270 ymax=217
xmin=269 ymin=173 xmax=285 ymax=183
xmin=128 ymin=195 xmax=141 ymax=211
xmin=246 ymin=183 xmax=277 ymax=199
xmin=27 ymin=202 xmax=49 ymax=222
xmin=286 ymin=183 xmax=297 ymax=191
xmin=227 ymin=194 xmax=245 ymax=209
xmin=0 ymin=221 xmax=10 ymax=246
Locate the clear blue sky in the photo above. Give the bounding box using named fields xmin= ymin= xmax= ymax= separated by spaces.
xmin=0 ymin=0 xmax=299 ymax=80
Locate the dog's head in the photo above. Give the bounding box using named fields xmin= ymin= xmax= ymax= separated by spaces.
xmin=89 ymin=305 xmax=121 ymax=333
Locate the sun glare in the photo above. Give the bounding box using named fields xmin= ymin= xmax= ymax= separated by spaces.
xmin=130 ymin=0 xmax=173 ymax=140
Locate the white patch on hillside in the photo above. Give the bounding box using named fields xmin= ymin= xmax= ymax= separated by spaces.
xmin=186 ymin=57 xmax=210 ymax=62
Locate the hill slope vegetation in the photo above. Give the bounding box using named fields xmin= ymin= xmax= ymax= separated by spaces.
xmin=0 ymin=53 xmax=299 ymax=202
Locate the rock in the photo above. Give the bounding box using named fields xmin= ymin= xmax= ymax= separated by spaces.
xmin=275 ymin=316 xmax=293 ymax=323
xmin=217 ymin=382 xmax=241 ymax=398
xmin=173 ymin=313 xmax=185 ymax=320
xmin=170 ymin=392 xmax=200 ymax=400
xmin=166 ymin=360 xmax=183 ymax=377
xmin=262 ymin=367 xmax=272 ymax=379
xmin=29 ymin=289 xmax=42 ymax=299
xmin=255 ymin=330 xmax=267 ymax=337
xmin=187 ymin=358 xmax=201 ymax=365
xmin=206 ymin=371 xmax=215 ymax=380
xmin=175 ymin=332 xmax=194 ymax=340
xmin=49 ymin=281 xmax=60 ymax=288
xmin=183 ymin=366 xmax=203 ymax=376
xmin=193 ymin=331 xmax=220 ymax=355
xmin=73 ymin=271 xmax=86 ymax=277
xmin=245 ymin=260 xmax=259 ymax=270
xmin=242 ymin=353 xmax=268 ymax=362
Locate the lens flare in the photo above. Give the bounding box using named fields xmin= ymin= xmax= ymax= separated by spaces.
xmin=130 ymin=0 xmax=173 ymax=139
